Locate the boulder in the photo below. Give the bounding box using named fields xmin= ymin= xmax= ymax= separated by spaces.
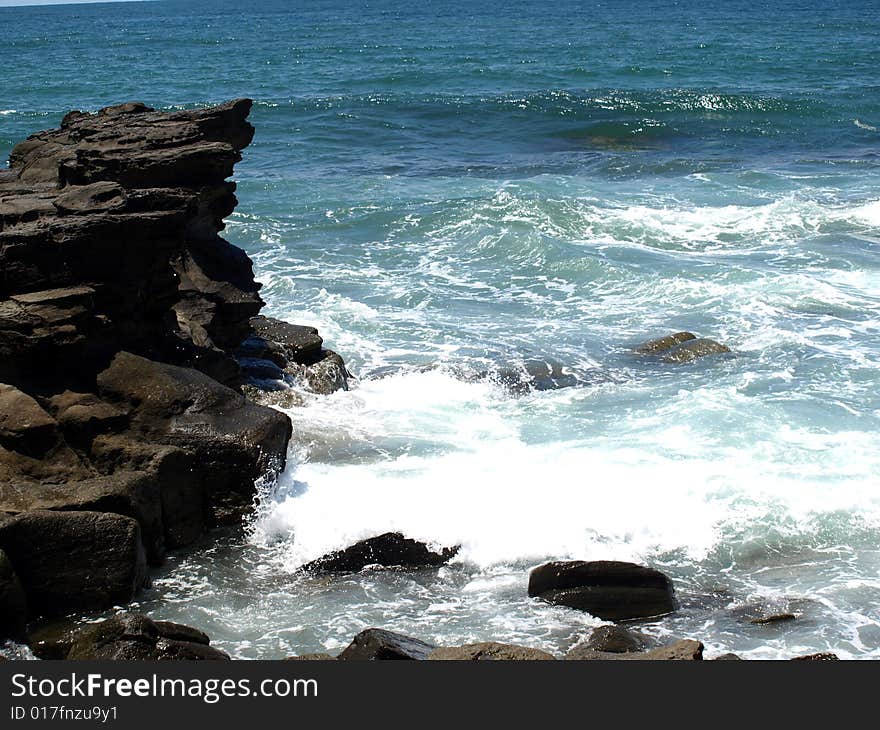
xmin=63 ymin=613 xmax=229 ymax=661
xmin=302 ymin=532 xmax=459 ymax=573
xmin=632 ymin=332 xmax=696 ymax=355
xmin=790 ymin=653 xmax=839 ymax=661
xmin=631 ymin=332 xmax=731 ymax=363
xmin=0 ymin=548 xmax=27 ymax=639
xmin=577 ymin=625 xmax=655 ymax=653
xmin=714 ymin=653 xmax=743 ymax=660
xmin=337 ymin=628 xmax=436 ymax=661
xmin=429 ymin=642 xmax=556 ymax=661
xmin=528 ymin=560 xmax=676 ymax=621
xmin=661 ymin=338 xmax=731 ymax=363
xmin=0 ymin=510 xmax=147 ymax=616
xmin=565 ymin=638 xmax=703 ymax=661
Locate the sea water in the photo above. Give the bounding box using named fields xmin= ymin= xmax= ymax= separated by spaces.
xmin=2 ymin=0 xmax=879 ymax=659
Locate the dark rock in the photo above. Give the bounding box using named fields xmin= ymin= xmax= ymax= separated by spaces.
xmin=302 ymin=532 xmax=459 ymax=573
xmin=790 ymin=652 xmax=839 ymax=661
xmin=0 ymin=510 xmax=146 ymax=616
xmin=0 ymin=383 xmax=61 ymax=457
xmin=337 ymin=628 xmax=436 ymax=661
xmin=153 ymin=620 xmax=210 ymax=646
xmin=0 ymin=100 xmax=355 ymax=621
xmin=632 ymin=332 xmax=731 ymax=363
xmin=750 ymin=613 xmax=797 ymax=625
xmin=661 ymin=338 xmax=731 ymax=363
xmin=632 ymin=332 xmax=696 ymax=355
xmin=248 ymin=316 xmax=324 ymax=365
xmin=64 ymin=613 xmax=228 ymax=661
xmin=97 ymin=351 xmax=291 ymax=524
xmin=714 ymin=653 xmax=743 ymax=660
xmin=565 ymin=639 xmax=703 ymax=661
xmin=528 ymin=560 xmax=676 ymax=621
xmin=0 ymin=548 xmax=27 ymax=639
xmin=28 ymin=619 xmax=81 ymax=660
xmin=240 ymin=316 xmax=351 ymax=395
xmin=489 ymin=358 xmax=604 ymax=394
xmin=429 ymin=642 xmax=556 ymax=661
xmin=577 ymin=625 xmax=655 ymax=653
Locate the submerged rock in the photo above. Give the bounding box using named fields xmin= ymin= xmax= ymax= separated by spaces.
xmin=337 ymin=628 xmax=436 ymax=661
xmin=565 ymin=639 xmax=703 ymax=661
xmin=302 ymin=532 xmax=459 ymax=573
xmin=661 ymin=338 xmax=731 ymax=363
xmin=632 ymin=332 xmax=731 ymax=363
xmin=528 ymin=560 xmax=676 ymax=621
xmin=429 ymin=642 xmax=556 ymax=661
xmin=749 ymin=613 xmax=797 ymax=625
xmin=790 ymin=652 xmax=839 ymax=661
xmin=632 ymin=331 xmax=697 ymax=355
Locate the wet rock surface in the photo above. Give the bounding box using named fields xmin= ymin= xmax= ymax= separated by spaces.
xmin=0 ymin=100 xmax=348 ymax=626
xmin=33 ymin=613 xmax=229 ymax=661
xmin=337 ymin=628 xmax=436 ymax=661
xmin=429 ymin=642 xmax=556 ymax=661
xmin=302 ymin=532 xmax=459 ymax=573
xmin=528 ymin=560 xmax=677 ymax=621
xmin=577 ymin=625 xmax=657 ymax=653
xmin=632 ymin=331 xmax=731 ymax=363
xmin=565 ymin=638 xmax=704 ymax=661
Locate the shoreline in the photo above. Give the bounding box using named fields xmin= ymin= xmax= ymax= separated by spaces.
xmin=0 ymin=100 xmax=857 ymax=662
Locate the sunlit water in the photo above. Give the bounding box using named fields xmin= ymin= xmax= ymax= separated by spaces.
xmin=2 ymin=0 xmax=879 ymax=659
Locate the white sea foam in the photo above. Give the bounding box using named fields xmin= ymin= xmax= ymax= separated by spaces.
xmin=254 ymin=368 xmax=880 ymax=573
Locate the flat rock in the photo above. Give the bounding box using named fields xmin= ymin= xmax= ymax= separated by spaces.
xmin=302 ymin=532 xmax=459 ymax=573
xmin=429 ymin=642 xmax=556 ymax=661
xmin=565 ymin=638 xmax=703 ymax=661
xmin=528 ymin=560 xmax=676 ymax=621
xmin=337 ymin=628 xmax=436 ymax=661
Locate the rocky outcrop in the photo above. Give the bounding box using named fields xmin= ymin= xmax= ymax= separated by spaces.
xmin=632 ymin=332 xmax=731 ymax=363
xmin=528 ymin=560 xmax=677 ymax=621
xmin=29 ymin=613 xmax=228 ymax=661
xmin=0 ymin=100 xmax=349 ymax=628
xmin=337 ymin=628 xmax=436 ymax=661
xmin=302 ymin=533 xmax=459 ymax=573
xmin=239 ymin=315 xmax=351 ymax=395
xmin=429 ymin=642 xmax=556 ymax=661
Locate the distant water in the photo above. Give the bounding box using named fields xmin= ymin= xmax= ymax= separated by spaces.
xmin=2 ymin=0 xmax=880 ymax=659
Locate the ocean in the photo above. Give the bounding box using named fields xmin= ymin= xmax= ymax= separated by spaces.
xmin=2 ymin=0 xmax=879 ymax=659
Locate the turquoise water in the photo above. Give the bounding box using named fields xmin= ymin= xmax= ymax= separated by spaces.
xmin=3 ymin=0 xmax=880 ymax=659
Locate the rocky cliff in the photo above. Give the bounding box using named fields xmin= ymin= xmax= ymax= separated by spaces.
xmin=0 ymin=100 xmax=346 ymax=637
